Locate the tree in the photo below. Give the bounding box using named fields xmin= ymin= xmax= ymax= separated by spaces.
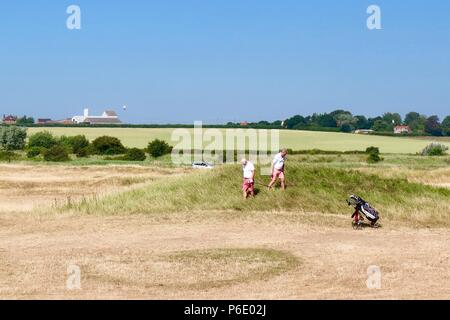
xmin=425 ymin=116 xmax=442 ymax=136
xmin=340 ymin=123 xmax=353 ymax=133
xmin=16 ymin=116 xmax=35 ymax=125
xmin=404 ymin=112 xmax=426 ymax=132
xmin=147 ymin=139 xmax=173 ymax=158
xmin=410 ymin=116 xmax=427 ymax=132
xmin=329 ymin=109 xmax=353 ymax=118
xmin=330 ymin=110 xmax=356 ymax=127
xmin=382 ymin=113 xmax=402 ymax=126
xmin=285 ymin=115 xmax=307 ymax=129
xmin=372 ymin=120 xmax=393 ymax=132
xmin=317 ymin=114 xmax=337 ymax=127
xmin=404 ymin=112 xmax=421 ymax=126
xmin=441 ymin=116 xmax=450 ymax=136
xmin=271 ymin=120 xmax=282 ymax=127
xmin=0 ymin=126 xmax=27 ymax=150
xmin=354 ymin=115 xmax=369 ymax=129
xmin=92 ymin=136 xmax=126 ymax=155
xmin=368 ymin=116 xmax=382 ymax=129
xmin=59 ymin=135 xmax=89 ymax=154
xmin=28 ymin=131 xmax=58 ymax=149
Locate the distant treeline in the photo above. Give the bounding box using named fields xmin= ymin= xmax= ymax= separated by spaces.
xmin=227 ymin=110 xmax=450 ymax=137
xmin=4 ymin=109 xmax=450 ymax=136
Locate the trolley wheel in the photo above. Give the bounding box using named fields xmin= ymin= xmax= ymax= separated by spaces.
xmin=352 ymin=221 xmax=363 ymax=230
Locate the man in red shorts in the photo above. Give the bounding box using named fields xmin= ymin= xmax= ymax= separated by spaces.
xmin=241 ymin=158 xmax=255 ymax=199
xmin=268 ymin=149 xmax=288 ymax=190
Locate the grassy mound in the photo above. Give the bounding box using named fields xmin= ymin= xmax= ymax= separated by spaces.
xmin=66 ymin=163 xmax=450 ymax=226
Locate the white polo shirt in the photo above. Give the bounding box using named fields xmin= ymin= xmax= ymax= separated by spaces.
xmin=243 ymin=162 xmax=255 ymax=179
xmin=273 ymin=153 xmax=285 ymax=171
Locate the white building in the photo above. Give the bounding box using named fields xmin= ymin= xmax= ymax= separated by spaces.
xmin=72 ymin=108 xmax=122 ymax=125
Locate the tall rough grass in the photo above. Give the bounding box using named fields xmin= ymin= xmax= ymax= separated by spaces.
xmin=64 ymin=163 xmax=450 ymax=227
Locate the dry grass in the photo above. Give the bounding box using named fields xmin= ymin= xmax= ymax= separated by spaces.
xmin=0 ymin=160 xmax=449 ymax=299
xmin=357 ymin=166 xmax=450 ymax=188
xmin=1 ymin=214 xmax=449 ymax=299
xmin=0 ymin=164 xmax=189 ymax=213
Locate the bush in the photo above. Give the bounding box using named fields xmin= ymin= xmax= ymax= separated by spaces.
xmin=43 ymin=145 xmax=70 ymax=162
xmin=122 ymin=148 xmax=146 ymax=161
xmin=421 ymin=143 xmax=449 ymax=156
xmin=28 ymin=131 xmax=58 ymax=149
xmin=0 ymin=150 xmax=19 ymax=162
xmin=366 ymin=146 xmax=383 ymax=163
xmin=76 ymin=147 xmax=90 ymax=158
xmin=27 ymin=147 xmax=43 ymax=158
xmin=92 ymin=136 xmax=126 ymax=155
xmin=367 ymin=152 xmax=383 ymax=163
xmin=365 ymin=146 xmax=380 ymax=154
xmin=59 ymin=135 xmax=90 ymax=154
xmin=0 ymin=126 xmax=27 ymax=150
xmin=147 ymin=139 xmax=173 ymax=158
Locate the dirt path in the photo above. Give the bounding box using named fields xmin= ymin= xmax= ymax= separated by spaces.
xmin=1 ymin=214 xmax=449 ymax=299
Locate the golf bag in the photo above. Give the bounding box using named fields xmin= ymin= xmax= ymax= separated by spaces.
xmin=347 ymin=195 xmax=379 ymax=226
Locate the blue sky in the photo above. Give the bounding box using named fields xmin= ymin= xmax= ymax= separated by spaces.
xmin=1 ymin=0 xmax=449 ymax=124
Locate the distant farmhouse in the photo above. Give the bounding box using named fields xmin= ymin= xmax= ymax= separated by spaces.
xmin=2 ymin=115 xmax=17 ymax=125
xmin=72 ymin=109 xmax=122 ymax=125
xmin=394 ymin=125 xmax=411 ymax=134
xmin=36 ymin=118 xmax=72 ymax=125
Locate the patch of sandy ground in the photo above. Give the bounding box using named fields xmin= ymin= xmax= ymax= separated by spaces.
xmin=0 ymin=214 xmax=449 ymax=300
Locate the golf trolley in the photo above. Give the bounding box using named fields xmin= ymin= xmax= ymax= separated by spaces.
xmin=347 ymin=195 xmax=380 ymax=230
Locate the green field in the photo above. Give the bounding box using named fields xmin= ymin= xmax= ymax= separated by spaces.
xmin=27 ymin=127 xmax=450 ymax=154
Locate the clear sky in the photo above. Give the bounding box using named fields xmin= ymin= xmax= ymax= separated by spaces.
xmin=1 ymin=0 xmax=449 ymax=124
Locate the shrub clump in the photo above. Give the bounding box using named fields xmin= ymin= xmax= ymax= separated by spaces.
xmin=59 ymin=135 xmax=90 ymax=154
xmin=147 ymin=139 xmax=173 ymax=158
xmin=76 ymin=147 xmax=91 ymax=158
xmin=366 ymin=146 xmax=383 ymax=163
xmin=0 ymin=150 xmax=20 ymax=162
xmin=92 ymin=136 xmax=126 ymax=155
xmin=27 ymin=147 xmax=43 ymax=159
xmin=122 ymin=148 xmax=147 ymax=161
xmin=421 ymin=143 xmax=449 ymax=156
xmin=28 ymin=131 xmax=58 ymax=149
xmin=43 ymin=145 xmax=70 ymax=162
xmin=0 ymin=126 xmax=27 ymax=151
xmin=365 ymin=146 xmax=380 ymax=154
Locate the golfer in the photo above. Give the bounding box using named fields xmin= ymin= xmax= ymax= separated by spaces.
xmin=241 ymin=158 xmax=255 ymax=199
xmin=268 ymin=149 xmax=288 ymax=190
